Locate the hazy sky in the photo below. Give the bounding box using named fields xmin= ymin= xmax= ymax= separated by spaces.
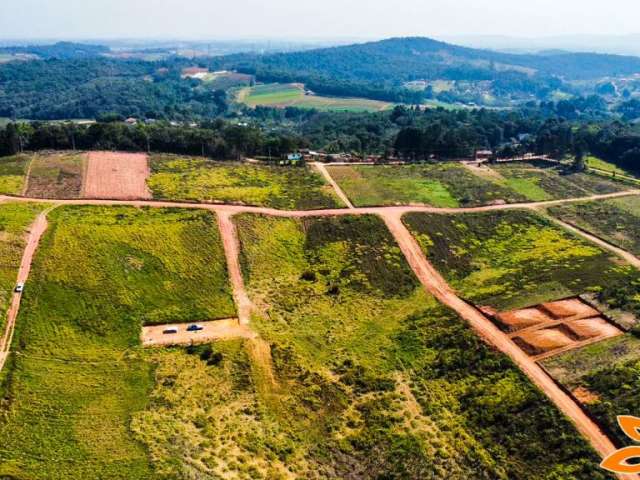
xmin=1 ymin=0 xmax=639 ymax=40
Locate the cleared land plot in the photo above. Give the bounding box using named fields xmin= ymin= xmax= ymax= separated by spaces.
xmin=0 ymin=206 xmax=235 ymax=478
xmin=238 ymin=83 xmax=393 ymax=112
xmin=0 ymin=203 xmax=45 ymax=333
xmin=142 ymin=318 xmax=254 ymax=347
xmin=0 ymin=154 xmax=30 ymax=195
xmin=549 ymin=196 xmax=640 ymax=256
xmin=542 ymin=333 xmax=640 ymax=445
xmin=403 ymin=209 xmax=631 ymax=311
xmin=25 ymin=151 xmax=84 ymax=198
xmin=83 ymin=151 xmax=152 ymax=200
xmin=148 ymin=155 xmax=344 ymax=209
xmin=214 ymin=213 xmax=607 ymax=479
xmin=489 ymin=162 xmax=625 ymax=201
xmin=326 ymin=163 xmax=527 ymax=207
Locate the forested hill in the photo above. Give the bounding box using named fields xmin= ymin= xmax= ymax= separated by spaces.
xmin=224 ymin=36 xmax=640 ymax=82
xmin=0 ymin=42 xmax=109 ymax=59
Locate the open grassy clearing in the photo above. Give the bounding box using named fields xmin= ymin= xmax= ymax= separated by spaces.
xmin=490 ymin=162 xmax=625 ymax=201
xmin=326 ymin=163 xmax=527 ymax=207
xmin=148 ymin=155 xmax=343 ymax=209
xmin=25 ymin=151 xmax=85 ymax=199
xmin=403 ymin=209 xmax=632 ymax=311
xmin=237 ymin=83 xmax=393 ymax=112
xmin=0 ymin=206 xmax=235 ymax=479
xmin=0 ymin=154 xmax=30 ymax=195
xmin=0 ymin=202 xmax=45 ymax=333
xmin=198 ymin=213 xmax=612 ymax=479
xmin=549 ymin=196 xmax=640 ymax=256
xmin=586 ymin=155 xmax=638 ymax=178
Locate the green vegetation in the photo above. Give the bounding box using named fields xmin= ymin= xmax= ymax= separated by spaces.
xmin=549 ymin=196 xmax=640 ymax=256
xmin=327 ymin=163 xmax=526 ymax=207
xmin=491 ymin=162 xmax=625 ymax=201
xmin=0 ymin=202 xmax=45 ymax=331
xmin=403 ymin=210 xmax=628 ymax=310
xmin=238 ymin=83 xmax=393 ymax=112
xmin=25 ymin=151 xmax=85 ymax=199
xmin=149 ymin=155 xmax=343 ymax=209
xmin=217 ymin=213 xmax=607 ymax=479
xmin=0 ymin=206 xmax=235 ymax=479
xmin=0 ymin=154 xmax=29 ymax=195
xmin=543 ymin=335 xmax=640 ymax=445
xmin=586 ymin=155 xmax=634 ymax=176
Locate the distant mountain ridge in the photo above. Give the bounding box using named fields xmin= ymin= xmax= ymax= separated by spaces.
xmin=0 ymin=42 xmax=109 ymax=60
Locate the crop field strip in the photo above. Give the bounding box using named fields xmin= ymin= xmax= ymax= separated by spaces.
xmin=1 ymin=180 xmax=640 ymax=477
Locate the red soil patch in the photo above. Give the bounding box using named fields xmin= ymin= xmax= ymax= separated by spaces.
xmin=540 ymin=298 xmax=599 ymax=320
xmin=566 ymin=317 xmax=622 ymax=340
xmin=496 ymin=307 xmax=553 ymax=332
xmin=573 ymin=386 xmax=601 ymax=405
xmin=514 ymin=327 xmax=576 ymax=355
xmin=82 ymin=152 xmax=152 ymax=200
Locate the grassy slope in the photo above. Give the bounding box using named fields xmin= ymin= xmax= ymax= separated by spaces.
xmin=327 ymin=164 xmax=526 ymax=208
xmin=491 ymin=162 xmax=624 ymax=201
xmin=0 ymin=154 xmax=30 ymax=195
xmin=0 ymin=202 xmax=45 ymax=332
xmin=225 ymin=214 xmax=606 ymax=479
xmin=403 ymin=210 xmax=630 ymax=310
xmin=239 ymin=83 xmax=393 ymax=112
xmin=148 ymin=155 xmax=343 ymax=210
xmin=0 ymin=206 xmax=235 ymax=479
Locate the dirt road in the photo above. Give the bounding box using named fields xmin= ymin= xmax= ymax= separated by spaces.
xmin=381 ymin=212 xmax=636 ymax=480
xmin=0 ymin=210 xmax=50 ymax=373
xmin=142 ymin=318 xmax=255 ymax=347
xmin=82 ymin=151 xmax=152 ymax=200
xmin=311 ymin=162 xmax=355 ymax=209
xmin=217 ymin=211 xmax=254 ymax=325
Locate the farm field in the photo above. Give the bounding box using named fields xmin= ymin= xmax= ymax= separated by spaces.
xmin=0 ymin=154 xmax=30 ymax=195
xmin=489 ymin=162 xmax=626 ymax=201
xmin=82 ymin=151 xmax=152 ymax=200
xmin=549 ymin=196 xmax=640 ymax=256
xmin=24 ymin=151 xmax=85 ymax=198
xmin=237 ymin=83 xmax=393 ymax=112
xmin=0 ymin=202 xmax=45 ymax=333
xmin=326 ymin=163 xmax=527 ymax=207
xmin=0 ymin=206 xmax=236 ymax=478
xmin=148 ymin=155 xmax=344 ymax=209
xmin=221 ymin=213 xmax=607 ymax=479
xmin=403 ymin=209 xmax=633 ymax=311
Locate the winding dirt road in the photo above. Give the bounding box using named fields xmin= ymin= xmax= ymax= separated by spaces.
xmin=0 ymin=210 xmax=50 ymax=373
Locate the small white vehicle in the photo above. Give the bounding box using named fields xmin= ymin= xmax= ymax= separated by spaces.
xmin=15 ymin=282 xmax=25 ymax=293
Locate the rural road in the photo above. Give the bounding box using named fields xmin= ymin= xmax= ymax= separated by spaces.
xmin=1 ymin=187 xmax=640 ymax=475
xmin=0 ymin=210 xmax=50 ymax=373
xmin=312 ymin=162 xmax=355 ymax=209
xmin=381 ymin=212 xmax=637 ymax=480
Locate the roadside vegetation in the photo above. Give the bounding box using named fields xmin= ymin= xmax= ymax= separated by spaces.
xmin=0 ymin=206 xmax=235 ymax=479
xmin=24 ymin=151 xmax=85 ymax=199
xmin=204 ymin=213 xmax=609 ymax=479
xmin=0 ymin=154 xmax=29 ymax=195
xmin=403 ymin=209 xmax=629 ymax=310
xmin=326 ymin=163 xmax=526 ymax=207
xmin=0 ymin=202 xmax=45 ymax=332
xmin=490 ymin=162 xmax=625 ymax=202
xmin=148 ymin=155 xmax=343 ymax=209
xmin=237 ymin=83 xmax=393 ymax=112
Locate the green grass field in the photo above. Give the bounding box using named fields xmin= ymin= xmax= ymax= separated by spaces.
xmin=0 ymin=206 xmax=235 ymax=479
xmin=0 ymin=154 xmax=30 ymax=195
xmin=237 ymin=83 xmax=393 ymax=112
xmin=490 ymin=162 xmax=625 ymax=201
xmin=403 ymin=210 xmax=630 ymax=310
xmin=327 ymin=163 xmax=527 ymax=207
xmin=148 ymin=155 xmax=344 ymax=209
xmin=586 ymin=156 xmax=636 ymax=177
xmin=0 ymin=202 xmax=45 ymax=332
xmin=225 ymin=213 xmax=607 ymax=478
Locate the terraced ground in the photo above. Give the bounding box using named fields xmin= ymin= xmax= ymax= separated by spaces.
xmin=0 ymin=154 xmax=30 ymax=195
xmin=212 ymin=213 xmax=606 ymax=479
xmin=326 ymin=163 xmax=527 ymax=207
xmin=489 ymin=162 xmax=626 ymax=201
xmin=0 ymin=206 xmax=235 ymax=479
xmin=148 ymin=155 xmax=344 ymax=210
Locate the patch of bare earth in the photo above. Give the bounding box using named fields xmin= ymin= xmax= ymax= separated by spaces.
xmin=25 ymin=152 xmax=84 ymax=199
xmin=141 ymin=318 xmax=255 ymax=347
xmin=573 ymin=386 xmax=601 ymax=405
xmin=82 ymin=152 xmax=152 ymax=200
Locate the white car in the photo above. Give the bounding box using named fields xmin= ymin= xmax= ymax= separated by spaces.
xmin=15 ymin=282 xmax=25 ymax=293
